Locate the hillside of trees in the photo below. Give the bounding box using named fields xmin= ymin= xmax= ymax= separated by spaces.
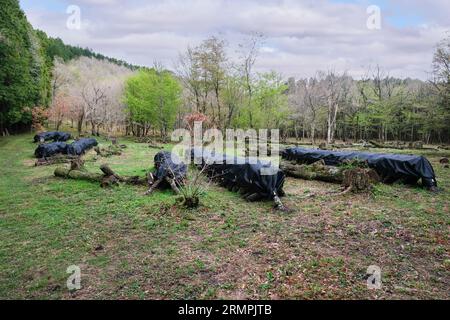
xmin=0 ymin=0 xmax=135 ymax=134
xmin=1 ymin=0 xmax=449 ymax=144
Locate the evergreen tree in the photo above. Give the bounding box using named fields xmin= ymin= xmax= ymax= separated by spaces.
xmin=0 ymin=0 xmax=36 ymax=133
xmin=0 ymin=0 xmax=137 ymax=134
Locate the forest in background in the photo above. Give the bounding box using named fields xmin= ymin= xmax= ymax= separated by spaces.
xmin=1 ymin=0 xmax=449 ymax=144
xmin=0 ymin=0 xmax=135 ymax=134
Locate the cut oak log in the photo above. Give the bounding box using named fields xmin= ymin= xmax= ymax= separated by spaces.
xmin=54 ymin=165 xmax=148 ymax=188
xmin=280 ymin=160 xmax=344 ymax=183
xmin=280 ymin=160 xmax=380 ymax=186
xmin=55 ymin=163 xmax=182 ymax=196
xmin=369 ymin=140 xmax=408 ymax=150
xmin=54 ymin=167 xmax=103 ymax=183
xmin=94 ymin=145 xmax=122 ymax=157
xmin=70 ymin=158 xmax=85 ymax=171
xmin=35 ymin=155 xmax=80 ymax=167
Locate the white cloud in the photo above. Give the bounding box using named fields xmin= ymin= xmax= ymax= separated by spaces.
xmin=21 ymin=0 xmax=450 ymax=80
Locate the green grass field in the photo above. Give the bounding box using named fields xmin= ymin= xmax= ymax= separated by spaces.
xmin=0 ymin=134 xmax=449 ymax=299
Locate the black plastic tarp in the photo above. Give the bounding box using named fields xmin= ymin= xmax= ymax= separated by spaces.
xmin=35 ymin=142 xmax=68 ymax=158
xmin=67 ymin=138 xmax=98 ymax=156
xmin=282 ymin=147 xmax=437 ymax=188
xmin=191 ymin=148 xmax=285 ymax=199
xmin=34 ymin=132 xmax=71 ymax=143
xmin=153 ymin=151 xmax=187 ymax=182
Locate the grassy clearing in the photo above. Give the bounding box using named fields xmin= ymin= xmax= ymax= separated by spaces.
xmin=0 ymin=134 xmax=449 ymax=300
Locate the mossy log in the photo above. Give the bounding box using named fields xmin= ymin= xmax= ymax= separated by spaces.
xmin=54 ymin=167 xmax=104 ymax=183
xmin=148 ymin=143 xmax=164 ymax=149
xmin=281 ymin=160 xmax=380 ymax=186
xmin=342 ymin=168 xmax=375 ymax=193
xmin=70 ymin=158 xmax=85 ymax=170
xmin=35 ymin=155 xmax=80 ymax=167
xmin=368 ymin=140 xmax=418 ymax=150
xmin=54 ymin=165 xmax=149 ymax=188
xmin=368 ymin=140 xmax=407 ymax=150
xmin=54 ymin=164 xmax=181 ymax=195
xmin=281 ymin=160 xmax=380 ymax=196
xmin=280 ymin=160 xmax=344 ymax=183
xmin=94 ymin=145 xmax=123 ymax=157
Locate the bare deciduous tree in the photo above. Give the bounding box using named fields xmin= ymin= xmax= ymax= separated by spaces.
xmin=238 ymin=32 xmax=265 ymax=128
xmin=53 ymin=56 xmax=133 ymax=136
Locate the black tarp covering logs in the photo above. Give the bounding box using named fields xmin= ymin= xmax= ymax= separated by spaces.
xmin=144 ymin=151 xmax=187 ymax=195
xmin=153 ymin=151 xmax=187 ymax=183
xmin=34 ymin=142 xmax=68 ymax=158
xmin=282 ymin=147 xmax=437 ymax=189
xmin=191 ymin=148 xmax=286 ymax=201
xmin=67 ymin=138 xmax=99 ymax=156
xmin=33 ymin=132 xmax=71 ymax=143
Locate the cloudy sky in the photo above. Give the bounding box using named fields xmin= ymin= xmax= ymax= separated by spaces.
xmin=20 ymin=0 xmax=449 ymax=80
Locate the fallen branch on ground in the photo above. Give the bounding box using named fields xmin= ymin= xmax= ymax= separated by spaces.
xmin=54 ymin=162 xmax=150 ymax=188
xmin=369 ymin=140 xmax=407 ymax=150
xmin=35 ymin=155 xmax=81 ymax=167
xmin=148 ymin=144 xmax=164 ymax=149
xmin=368 ymin=140 xmax=438 ymax=151
xmin=94 ymin=145 xmax=123 ymax=157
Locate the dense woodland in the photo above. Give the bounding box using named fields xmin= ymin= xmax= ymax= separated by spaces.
xmin=0 ymin=0 xmax=135 ymax=134
xmin=1 ymin=0 xmax=449 ymax=144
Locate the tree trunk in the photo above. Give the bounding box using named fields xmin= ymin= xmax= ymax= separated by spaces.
xmin=77 ymin=113 xmax=85 ymax=136
xmin=91 ymin=121 xmax=97 ymax=136
xmin=54 ymin=166 xmax=149 ymax=187
xmin=281 ymin=160 xmax=344 ymax=183
xmin=54 ymin=167 xmax=103 ymax=183
xmin=280 ymin=160 xmax=380 ymax=185
xmin=35 ymin=155 xmax=79 ymax=167
xmin=0 ymin=114 xmax=4 ymax=136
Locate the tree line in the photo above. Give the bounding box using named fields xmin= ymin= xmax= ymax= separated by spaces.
xmin=173 ymin=35 xmax=450 ymax=144
xmin=287 ymin=67 xmax=448 ymax=144
xmin=1 ymin=0 xmax=449 ymax=144
xmin=0 ymin=0 xmax=136 ymax=135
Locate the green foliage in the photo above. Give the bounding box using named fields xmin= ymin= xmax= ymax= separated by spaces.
xmin=342 ymin=78 xmax=448 ymax=143
xmin=43 ymin=34 xmax=137 ymax=69
xmin=0 ymin=0 xmax=137 ymax=133
xmin=32 ymin=30 xmax=52 ymax=108
xmin=233 ymin=71 xmax=289 ymax=130
xmin=0 ymin=0 xmax=36 ymax=131
xmin=124 ymin=69 xmax=182 ymax=137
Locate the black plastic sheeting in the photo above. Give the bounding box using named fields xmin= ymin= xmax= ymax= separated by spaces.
xmin=191 ymin=148 xmax=285 ymax=200
xmin=153 ymin=151 xmax=187 ymax=182
xmin=34 ymin=132 xmax=71 ymax=143
xmin=34 ymin=142 xmax=68 ymax=158
xmin=66 ymin=138 xmax=99 ymax=156
xmin=282 ymin=147 xmax=437 ymax=188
